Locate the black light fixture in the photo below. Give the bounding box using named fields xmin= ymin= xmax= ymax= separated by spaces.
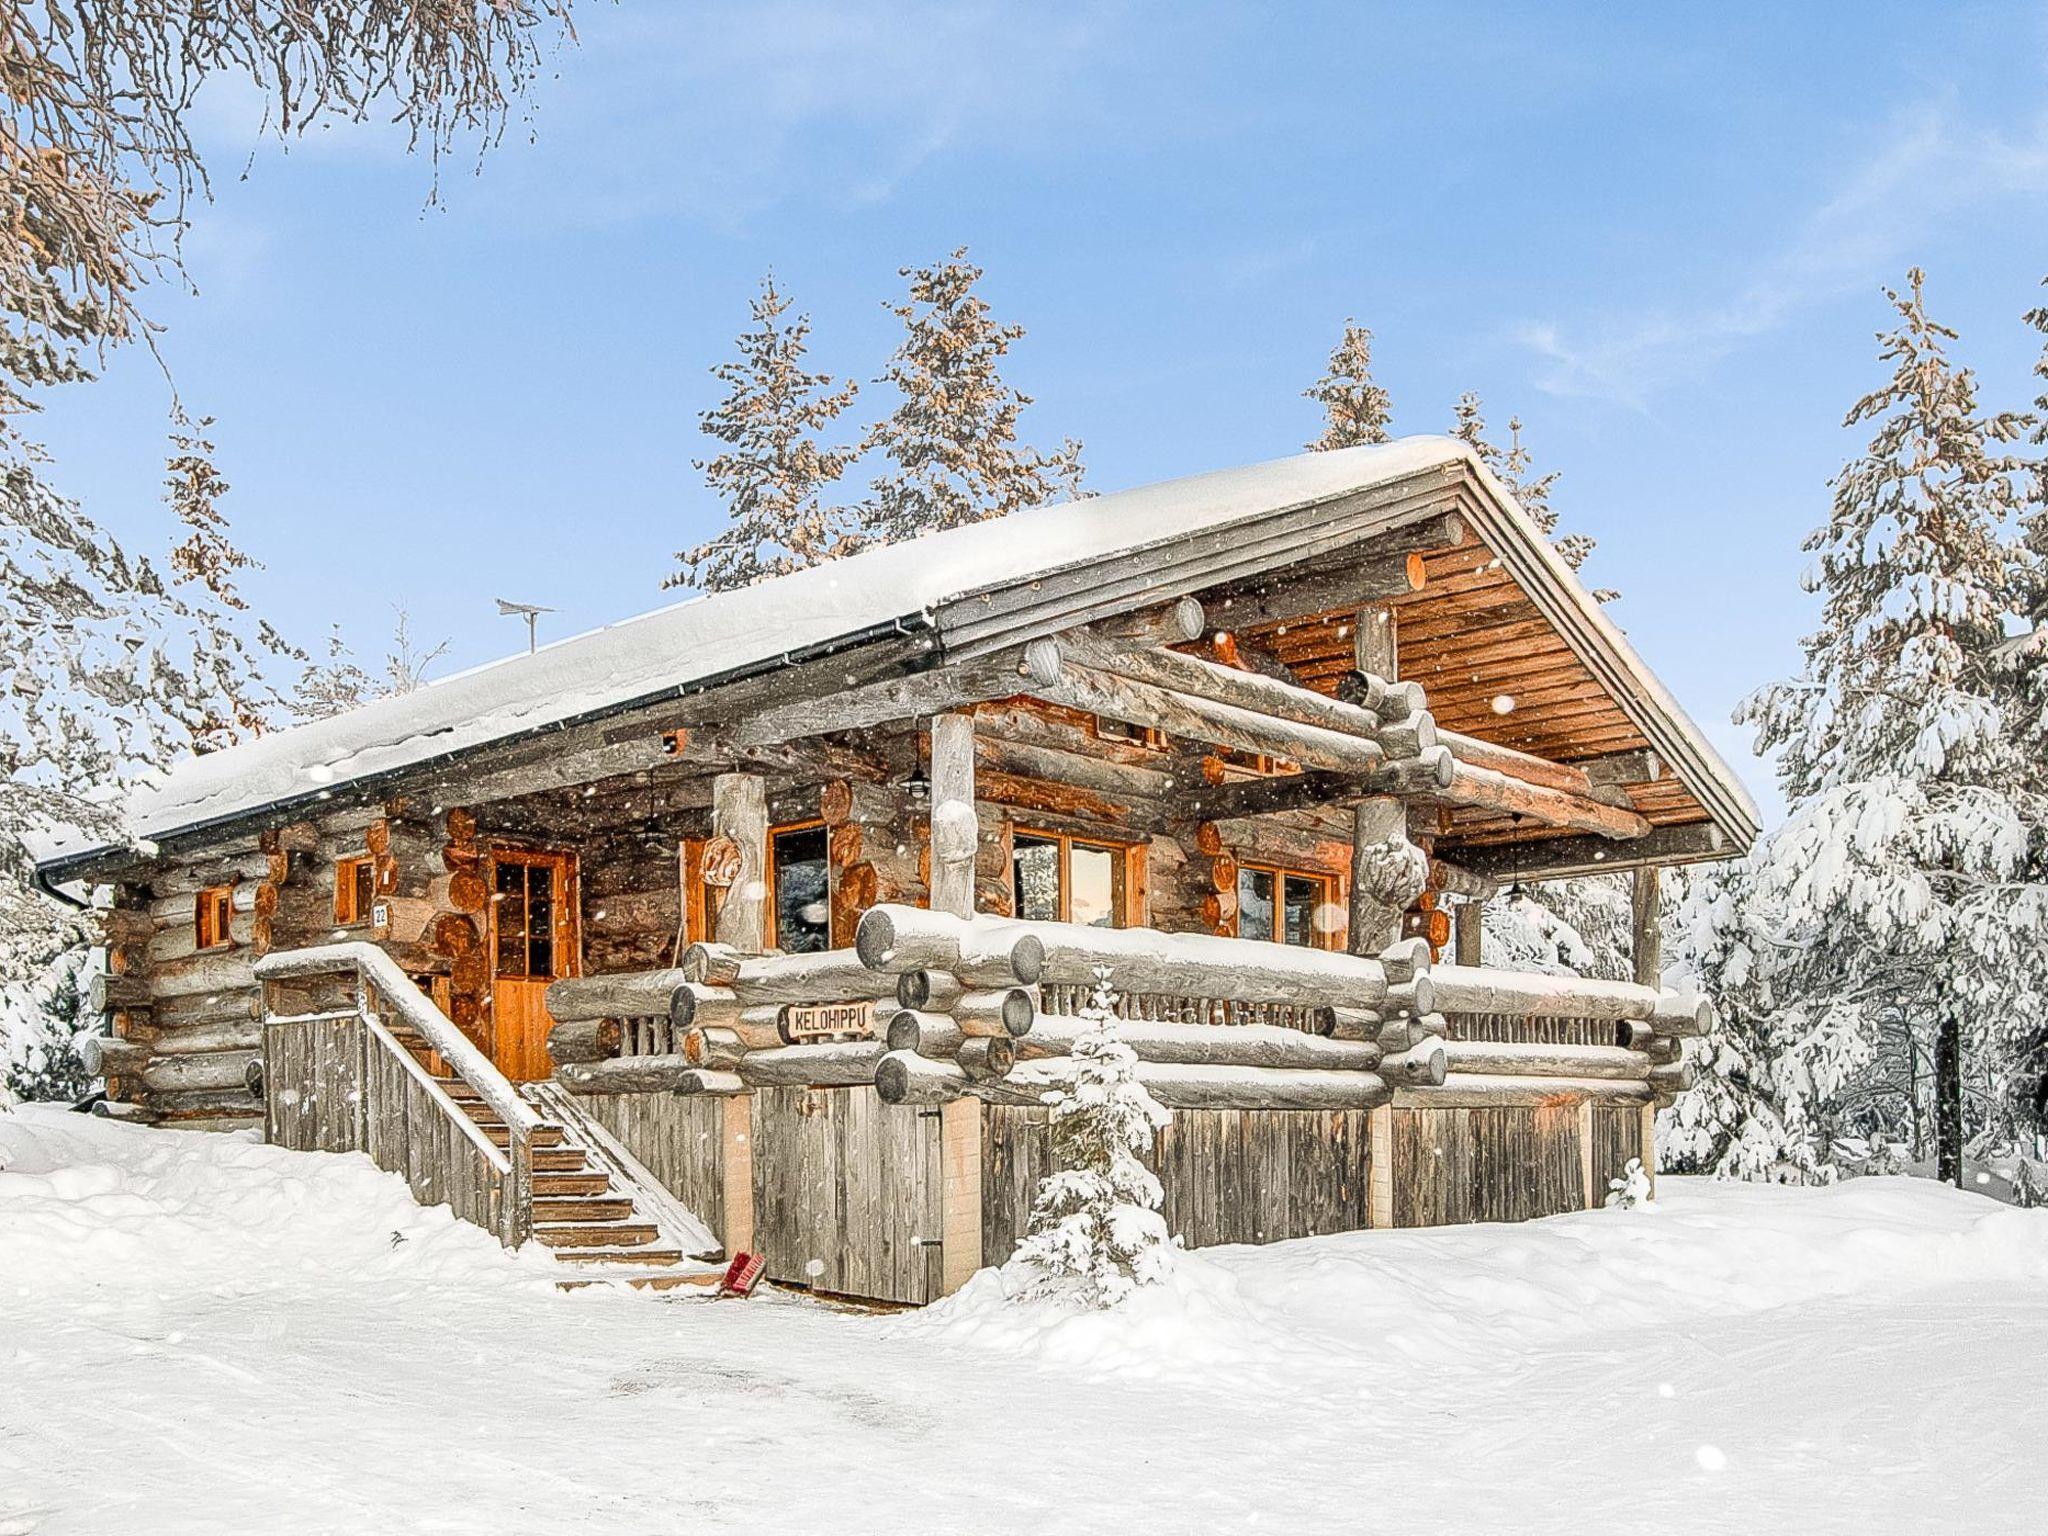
xmin=906 ymin=720 xmax=931 ymax=804
xmin=1506 ymin=813 xmax=1528 ymax=902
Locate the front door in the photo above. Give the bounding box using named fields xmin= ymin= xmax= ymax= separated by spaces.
xmin=487 ymin=846 xmax=578 ymax=1081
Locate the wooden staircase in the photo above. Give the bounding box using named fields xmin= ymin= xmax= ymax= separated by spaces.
xmin=383 ymin=1021 xmax=712 ymax=1291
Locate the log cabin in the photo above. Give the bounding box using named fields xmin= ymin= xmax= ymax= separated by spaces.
xmin=36 ymin=436 xmax=1758 ymax=1302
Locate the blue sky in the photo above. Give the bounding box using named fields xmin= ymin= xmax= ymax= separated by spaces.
xmin=34 ymin=1 xmax=2048 ymax=820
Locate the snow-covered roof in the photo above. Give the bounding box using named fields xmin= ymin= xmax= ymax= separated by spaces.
xmin=35 ymin=437 xmax=1759 ymax=873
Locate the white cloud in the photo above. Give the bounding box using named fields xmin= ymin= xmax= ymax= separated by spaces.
xmin=1517 ymin=98 xmax=2048 ymax=409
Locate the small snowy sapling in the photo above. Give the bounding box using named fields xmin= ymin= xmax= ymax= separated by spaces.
xmin=1014 ymin=967 xmax=1175 ymax=1307
xmin=1605 ymin=1157 xmax=1652 ymax=1210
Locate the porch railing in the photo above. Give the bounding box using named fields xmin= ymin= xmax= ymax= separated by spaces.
xmin=254 ymin=942 xmax=539 ymax=1248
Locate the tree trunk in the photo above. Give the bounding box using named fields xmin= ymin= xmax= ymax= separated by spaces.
xmin=1935 ymin=1011 xmax=1963 ymax=1188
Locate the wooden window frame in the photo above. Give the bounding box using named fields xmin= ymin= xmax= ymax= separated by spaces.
xmin=194 ymin=883 xmax=236 ymax=951
xmin=1010 ymin=827 xmax=1144 ymax=928
xmin=1237 ymin=861 xmax=1340 ymax=950
xmin=486 ymin=845 xmax=582 ymax=983
xmin=766 ymin=818 xmax=829 ymax=951
xmin=333 ymin=854 xmax=374 ymax=926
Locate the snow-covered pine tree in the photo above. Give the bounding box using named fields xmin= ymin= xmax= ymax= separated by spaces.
xmin=666 ymin=275 xmax=862 ymax=593
xmin=1015 ymin=967 xmax=1175 ymax=1307
xmin=1727 ymin=269 xmax=2042 ymax=1183
xmin=864 ymin=248 xmax=1083 ymax=543
xmin=1304 ymin=320 xmax=1393 ymax=450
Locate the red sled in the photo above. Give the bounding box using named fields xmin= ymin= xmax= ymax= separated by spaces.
xmin=717 ymin=1250 xmax=766 ymax=1298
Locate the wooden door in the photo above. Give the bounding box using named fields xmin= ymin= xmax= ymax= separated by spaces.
xmin=487 ymin=847 xmax=579 ymax=1081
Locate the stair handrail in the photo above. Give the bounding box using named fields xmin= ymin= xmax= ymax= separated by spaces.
xmin=256 ymin=942 xmax=539 ymax=1247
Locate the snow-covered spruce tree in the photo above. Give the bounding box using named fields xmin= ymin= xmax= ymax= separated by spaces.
xmin=1728 ymin=270 xmax=2042 ymax=1183
xmin=863 ymin=249 xmax=1084 ymax=543
xmin=1016 ymin=968 xmax=1175 ymax=1307
xmin=666 ymin=274 xmax=862 ymax=593
xmin=1304 ymin=320 xmax=1393 ymax=450
xmin=1660 ymin=861 xmax=1837 ymax=1180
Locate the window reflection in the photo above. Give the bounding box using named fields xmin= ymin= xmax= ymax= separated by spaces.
xmin=773 ymin=824 xmax=831 ymax=953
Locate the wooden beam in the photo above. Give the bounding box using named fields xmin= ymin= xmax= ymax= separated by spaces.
xmin=1457 ymin=820 xmax=1729 ymax=880
xmin=1434 ymin=761 xmax=1650 ymax=841
xmin=1453 ymin=899 xmax=1483 ymax=965
xmin=1181 ymin=753 xmax=1456 ymax=821
xmin=929 ymin=714 xmax=976 ymax=918
xmin=1583 ymin=749 xmax=1663 ymax=789
xmin=727 ymin=649 xmax=1054 ymax=748
xmin=1031 ymin=662 xmax=1386 ymax=775
xmin=1440 ymin=729 xmax=1595 ymax=797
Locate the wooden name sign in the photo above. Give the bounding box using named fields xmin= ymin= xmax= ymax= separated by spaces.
xmin=781 ymin=999 xmax=878 ymax=1042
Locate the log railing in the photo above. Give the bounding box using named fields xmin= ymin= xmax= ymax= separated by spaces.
xmin=537 ymin=905 xmax=1709 ymax=1115
xmin=254 ymin=942 xmax=538 ymax=1248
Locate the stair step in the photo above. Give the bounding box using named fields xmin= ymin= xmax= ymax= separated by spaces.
xmin=533 ymin=1197 xmax=634 ymax=1222
xmin=534 ymin=1222 xmax=660 ymax=1250
xmin=557 ymin=1270 xmax=721 ymax=1293
xmin=550 ymin=1246 xmax=685 ymax=1267
xmin=531 ymin=1148 xmax=588 ymax=1173
xmin=533 ymin=1172 xmax=610 ymax=1197
xmin=479 ymin=1123 xmax=564 ymax=1148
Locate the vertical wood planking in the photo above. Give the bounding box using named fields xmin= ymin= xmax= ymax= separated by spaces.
xmin=571 ymin=1089 xmax=728 ymax=1241
xmin=1391 ymin=1104 xmax=1588 ymax=1227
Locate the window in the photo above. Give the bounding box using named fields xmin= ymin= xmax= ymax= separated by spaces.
xmin=333 ymin=855 xmax=374 ymax=926
xmin=493 ymin=857 xmax=556 ymax=979
xmin=1237 ymin=864 xmax=1336 ymax=948
xmin=1093 ymin=715 xmax=1165 ymax=751
xmin=1011 ymin=831 xmax=1135 ymax=928
xmin=194 ymin=884 xmax=235 ymax=950
xmin=770 ymin=822 xmax=831 ymax=954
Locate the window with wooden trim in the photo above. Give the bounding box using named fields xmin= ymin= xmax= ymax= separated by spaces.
xmin=491 ymin=852 xmax=563 ymax=979
xmin=333 ymin=855 xmax=374 ymax=926
xmin=1010 ymin=830 xmax=1139 ymax=928
xmin=1237 ymin=863 xmax=1338 ymax=949
xmin=194 ymin=884 xmax=235 ymax=950
xmin=769 ymin=820 xmax=831 ymax=954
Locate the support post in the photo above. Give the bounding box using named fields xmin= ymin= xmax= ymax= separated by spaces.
xmin=722 ymin=1093 xmax=755 ymax=1257
xmin=1367 ymin=1103 xmax=1394 ymax=1228
xmin=928 ymin=713 xmax=978 ymax=919
xmin=1579 ymin=1099 xmax=1596 ymax=1209
xmin=1631 ymin=865 xmax=1663 ymax=987
xmin=1347 ymin=602 xmax=1421 ymax=954
xmin=1454 ymin=899 xmax=1483 ymax=967
xmin=938 ymin=1096 xmax=983 ymax=1295
xmin=712 ymin=772 xmax=769 ymax=953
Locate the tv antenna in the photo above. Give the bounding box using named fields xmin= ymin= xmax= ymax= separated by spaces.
xmin=495 ymin=598 xmax=555 ymax=655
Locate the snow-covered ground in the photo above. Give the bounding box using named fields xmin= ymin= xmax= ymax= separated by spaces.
xmin=5 ymin=1105 xmax=2045 ymax=1535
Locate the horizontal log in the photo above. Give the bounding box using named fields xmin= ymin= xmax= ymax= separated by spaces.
xmin=130 ymin=1049 xmax=261 ymax=1095
xmin=999 ymin=918 xmax=1402 ymax=1006
xmin=955 ymin=988 xmax=1037 ymax=1040
xmin=676 ymin=1068 xmax=748 ymax=1096
xmin=875 ymin=1050 xmax=970 ymax=1106
xmin=896 ymin=969 xmax=964 ymax=1011
xmin=557 ymin=1056 xmax=696 ymax=1095
xmin=1431 ymin=965 xmax=1709 ymax=1032
xmin=854 ymin=906 xmax=1045 ymax=985
xmin=1035 ymin=661 xmax=1387 ymax=777
xmin=1437 ymin=762 xmax=1651 ymax=841
xmin=675 ymin=949 xmax=897 ymax=1005
xmin=80 ymin=1036 xmax=152 ymax=1078
xmin=735 ymin=1041 xmax=887 ymax=1089
xmin=1437 ymin=730 xmax=1596 ymax=797
xmin=546 ymin=1019 xmax=622 ymax=1066
xmin=1458 ymin=821 xmax=1730 ymax=882
xmin=682 ymin=1026 xmax=748 ymax=1070
xmin=1180 ymin=749 xmax=1457 ymax=821
xmin=957 ymin=1037 xmax=1017 ymax=1081
xmin=1395 ymin=1073 xmax=1653 ymax=1108
xmin=885 ymin=1010 xmax=965 ymax=1058
xmin=128 ymin=1019 xmax=263 ymax=1056
xmin=89 ymin=972 xmax=152 ymax=1013
xmin=1441 ymin=1040 xmax=1654 ymax=1082
xmin=545 ymin=970 xmax=692 ymax=1022
xmin=1377 ymin=1039 xmax=1448 ymax=1088
xmin=1016 ymin=1015 xmax=1383 ymax=1071
xmin=1130 ymin=1062 xmax=1390 ymax=1111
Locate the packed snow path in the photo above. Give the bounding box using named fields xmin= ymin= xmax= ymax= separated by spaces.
xmin=4 ymin=1108 xmax=2045 ymax=1535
